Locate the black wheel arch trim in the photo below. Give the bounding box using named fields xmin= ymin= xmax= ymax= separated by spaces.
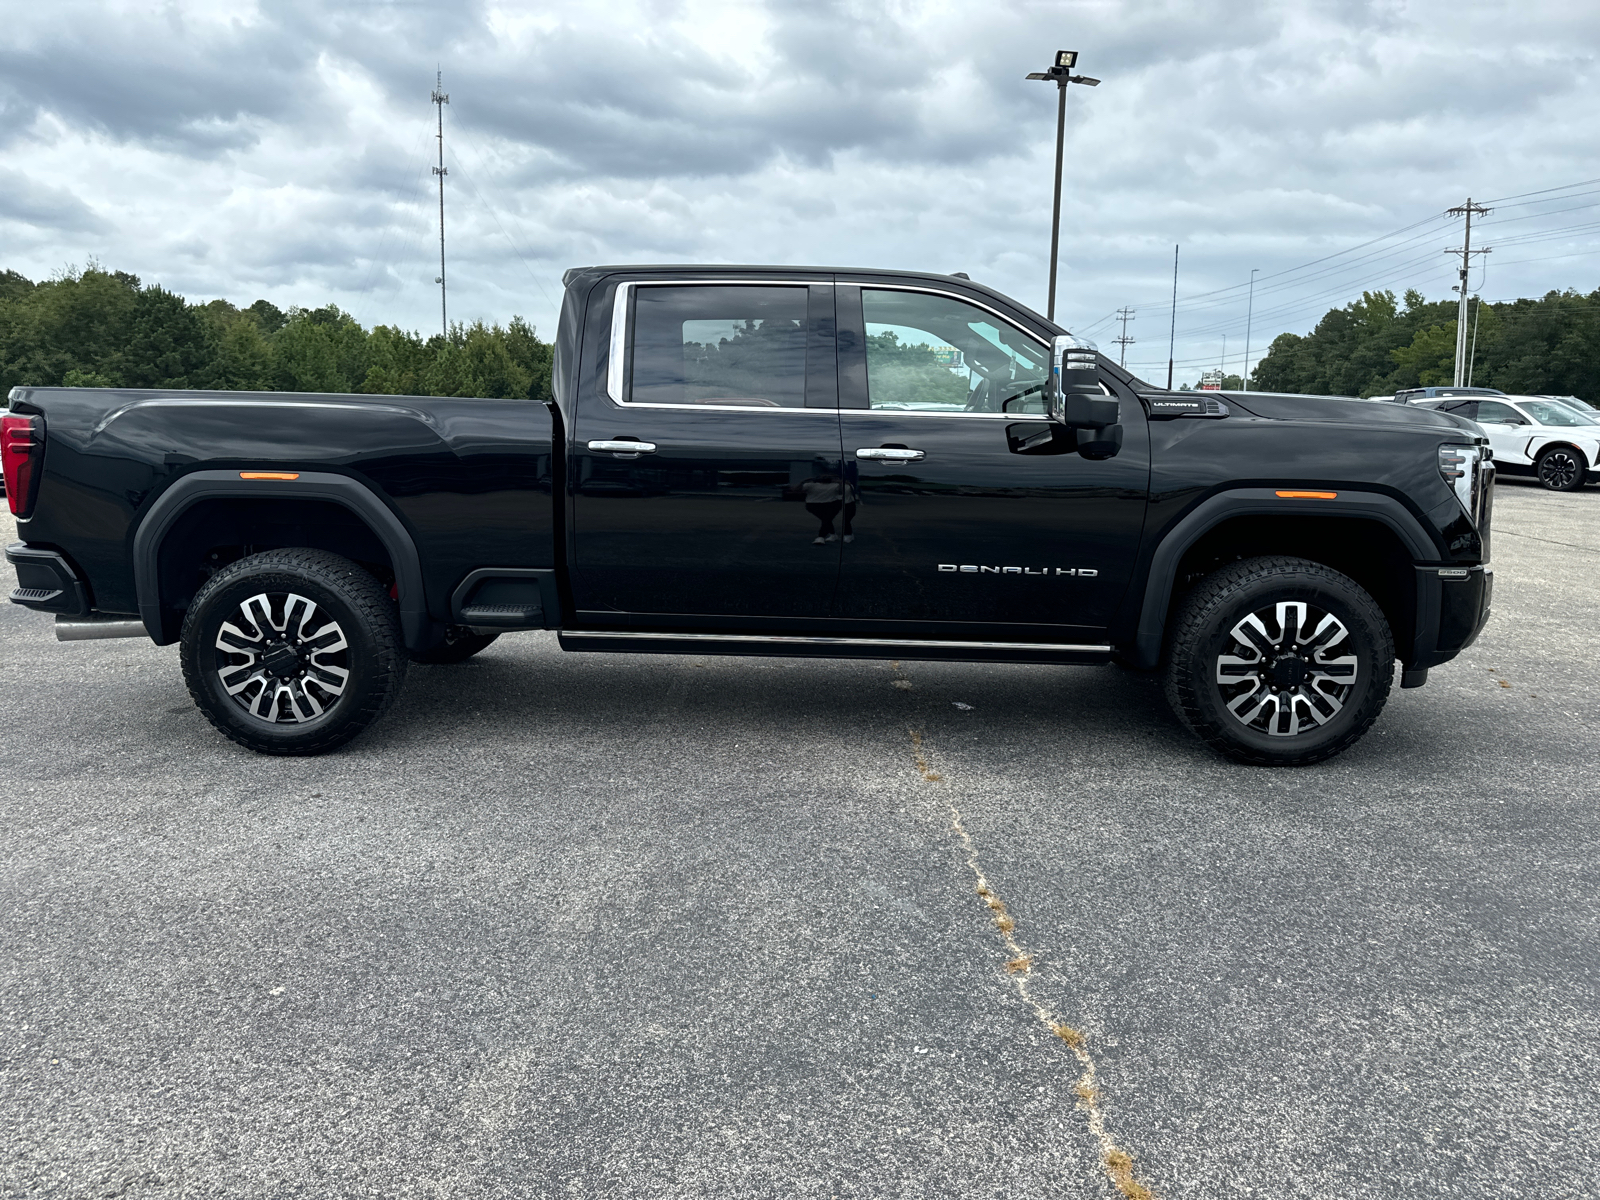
xmin=132 ymin=470 xmax=431 ymax=649
xmin=1127 ymin=488 xmax=1441 ymax=670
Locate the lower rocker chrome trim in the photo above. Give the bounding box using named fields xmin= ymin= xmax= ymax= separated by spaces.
xmin=565 ymin=631 xmax=1111 ymax=653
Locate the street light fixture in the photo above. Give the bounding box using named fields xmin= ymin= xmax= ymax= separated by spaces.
xmin=1027 ymin=50 xmax=1100 ymax=323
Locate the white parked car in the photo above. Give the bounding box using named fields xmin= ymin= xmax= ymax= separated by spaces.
xmin=1416 ymin=395 xmax=1600 ymax=491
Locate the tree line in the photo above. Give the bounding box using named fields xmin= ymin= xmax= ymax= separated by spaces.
xmin=0 ymin=265 xmax=553 ymax=401
xmin=6 ymin=264 xmax=1595 ymax=406
xmin=1246 ymin=286 xmax=1600 ymax=399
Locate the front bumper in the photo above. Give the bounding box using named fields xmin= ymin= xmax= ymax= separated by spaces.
xmin=1409 ymin=562 xmax=1492 ymax=670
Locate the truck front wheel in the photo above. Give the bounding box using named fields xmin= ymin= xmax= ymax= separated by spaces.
xmin=1164 ymin=556 xmax=1394 ymax=766
xmin=180 ymin=548 xmax=408 ymax=755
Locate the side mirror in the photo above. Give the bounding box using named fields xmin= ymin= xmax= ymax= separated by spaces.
xmin=1045 ymin=334 xmax=1121 ymax=458
xmin=1045 ymin=334 xmax=1119 ymax=429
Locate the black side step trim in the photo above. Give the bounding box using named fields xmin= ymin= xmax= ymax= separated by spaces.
xmin=558 ymin=629 xmax=1112 ymax=665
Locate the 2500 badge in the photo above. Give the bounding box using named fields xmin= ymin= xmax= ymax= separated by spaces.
xmin=937 ymin=565 xmax=1099 ymax=576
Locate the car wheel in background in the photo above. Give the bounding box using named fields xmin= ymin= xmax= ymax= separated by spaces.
xmin=1535 ymin=445 xmax=1587 ymax=491
xmin=180 ymin=548 xmax=407 ymax=755
xmin=1164 ymin=556 xmax=1394 ymax=767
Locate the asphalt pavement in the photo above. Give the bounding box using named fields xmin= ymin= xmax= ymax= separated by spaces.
xmin=2 ymin=478 xmax=1597 ymax=1199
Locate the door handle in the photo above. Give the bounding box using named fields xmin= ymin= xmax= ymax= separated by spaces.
xmin=856 ymin=447 xmax=925 ymax=462
xmin=588 ymin=440 xmax=658 ymax=457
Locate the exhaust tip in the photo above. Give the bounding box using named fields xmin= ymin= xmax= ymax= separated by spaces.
xmin=55 ymin=615 xmax=148 ymax=642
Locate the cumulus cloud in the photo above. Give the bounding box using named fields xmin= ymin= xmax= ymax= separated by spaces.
xmin=5 ymin=0 xmax=1600 ymax=384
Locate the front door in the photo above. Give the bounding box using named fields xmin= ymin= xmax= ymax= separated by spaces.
xmin=833 ymin=284 xmax=1149 ymax=636
xmin=1469 ymin=398 xmax=1534 ymax=468
xmin=570 ymin=279 xmax=845 ymax=622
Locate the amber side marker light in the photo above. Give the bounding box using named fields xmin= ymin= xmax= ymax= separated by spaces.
xmin=1276 ymin=490 xmax=1338 ymax=499
xmin=240 ymin=471 xmax=300 ymax=481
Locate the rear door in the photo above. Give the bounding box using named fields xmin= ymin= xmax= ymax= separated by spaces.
xmin=569 ymin=278 xmax=845 ymax=622
xmin=832 ymin=283 xmax=1150 ymax=637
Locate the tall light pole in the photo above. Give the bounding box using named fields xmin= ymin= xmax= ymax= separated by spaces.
xmin=1027 ymin=51 xmax=1100 ymax=323
xmin=432 ymin=69 xmax=450 ymax=340
xmin=1242 ymin=267 xmax=1259 ymax=391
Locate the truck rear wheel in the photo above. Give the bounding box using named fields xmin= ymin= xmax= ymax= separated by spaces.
xmin=1164 ymin=556 xmax=1393 ymax=766
xmin=180 ymin=548 xmax=408 ymax=755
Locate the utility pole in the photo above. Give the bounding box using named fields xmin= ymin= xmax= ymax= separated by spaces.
xmin=1113 ymin=307 xmax=1136 ymax=366
xmin=1242 ymin=267 xmax=1259 ymax=391
xmin=1026 ymin=52 xmax=1100 ymax=322
xmin=1167 ymin=244 xmax=1178 ymax=390
xmin=432 ymin=69 xmax=450 ymax=340
xmin=1445 ymin=198 xmax=1490 ymax=386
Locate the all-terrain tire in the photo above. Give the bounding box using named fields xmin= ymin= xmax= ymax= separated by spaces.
xmin=1535 ymin=445 xmax=1587 ymax=492
xmin=1164 ymin=556 xmax=1394 ymax=766
xmin=408 ymin=630 xmax=500 ymax=664
xmin=180 ymin=548 xmax=408 ymax=755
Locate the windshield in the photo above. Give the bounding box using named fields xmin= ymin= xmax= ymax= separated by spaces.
xmin=1520 ymin=399 xmax=1599 ymax=427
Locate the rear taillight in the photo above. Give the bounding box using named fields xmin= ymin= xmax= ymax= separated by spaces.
xmin=2 ymin=414 xmax=43 ymax=518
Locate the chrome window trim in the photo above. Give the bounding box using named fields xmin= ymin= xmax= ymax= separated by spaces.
xmin=602 ymin=277 xmax=1083 ymax=416
xmin=844 ymin=407 xmax=1048 ymax=422
xmin=605 ymin=278 xmax=825 ymax=411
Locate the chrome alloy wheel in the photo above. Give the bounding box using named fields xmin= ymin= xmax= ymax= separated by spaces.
xmin=214 ymin=592 xmax=350 ymax=723
xmin=1214 ymin=601 xmax=1359 ymax=737
xmin=1538 ymin=449 xmax=1581 ymax=490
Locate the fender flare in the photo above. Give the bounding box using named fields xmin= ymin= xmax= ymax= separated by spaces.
xmin=1127 ymin=487 xmax=1440 ymax=669
xmin=132 ymin=470 xmax=430 ymax=649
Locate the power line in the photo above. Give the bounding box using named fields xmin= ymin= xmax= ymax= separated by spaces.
xmin=1481 ymin=176 xmax=1600 ymax=206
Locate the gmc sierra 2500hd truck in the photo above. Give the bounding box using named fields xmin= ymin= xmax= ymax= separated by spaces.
xmin=4 ymin=265 xmax=1494 ymax=765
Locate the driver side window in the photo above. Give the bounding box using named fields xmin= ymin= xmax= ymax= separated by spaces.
xmin=1475 ymin=401 xmax=1522 ymax=424
xmin=862 ymin=289 xmax=1048 ymax=414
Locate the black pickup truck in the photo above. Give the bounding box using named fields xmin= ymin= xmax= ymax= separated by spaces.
xmin=4 ymin=265 xmax=1494 ymax=765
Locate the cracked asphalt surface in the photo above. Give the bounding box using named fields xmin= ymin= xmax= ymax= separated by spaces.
xmin=2 ymin=478 xmax=1597 ymax=1198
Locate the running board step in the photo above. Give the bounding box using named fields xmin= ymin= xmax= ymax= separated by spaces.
xmin=458 ymin=604 xmax=543 ymax=628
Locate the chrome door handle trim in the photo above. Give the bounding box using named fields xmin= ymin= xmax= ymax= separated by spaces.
xmin=588 ymin=440 xmax=658 ymax=455
xmin=855 ymin=447 xmax=925 ymax=461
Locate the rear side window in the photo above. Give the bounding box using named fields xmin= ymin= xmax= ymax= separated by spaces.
xmin=629 ymin=285 xmax=808 ymax=408
xmin=1432 ymin=399 xmax=1478 ymax=419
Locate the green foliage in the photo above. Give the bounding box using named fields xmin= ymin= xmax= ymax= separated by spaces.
xmin=0 ymin=265 xmax=554 ymax=402
xmin=865 ymin=330 xmax=968 ymax=408
xmin=1248 ymin=286 xmax=1600 ymax=400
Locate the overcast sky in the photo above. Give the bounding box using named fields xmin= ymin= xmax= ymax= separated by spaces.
xmin=5 ymin=0 xmax=1599 ymax=385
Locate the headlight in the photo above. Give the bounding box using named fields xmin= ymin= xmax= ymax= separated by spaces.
xmin=1439 ymin=443 xmax=1491 ymax=527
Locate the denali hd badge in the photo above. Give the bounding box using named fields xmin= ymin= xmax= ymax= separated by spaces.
xmin=938 ymin=565 xmax=1098 ymax=576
